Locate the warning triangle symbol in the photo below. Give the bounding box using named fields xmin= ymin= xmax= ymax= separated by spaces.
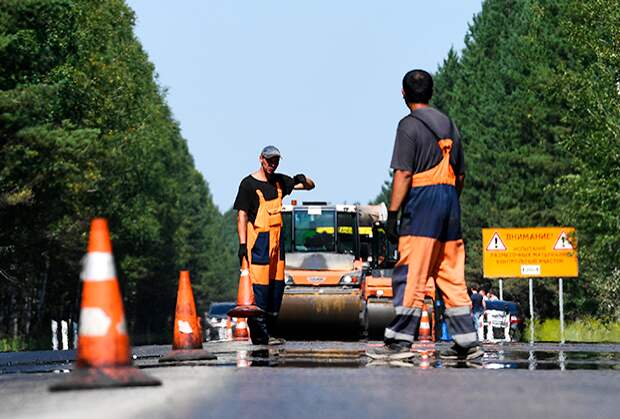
xmin=486 ymin=232 xmax=507 ymax=251
xmin=553 ymin=231 xmax=574 ymax=250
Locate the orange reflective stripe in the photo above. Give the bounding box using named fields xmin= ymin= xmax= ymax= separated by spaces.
xmin=411 ymin=139 xmax=456 ymax=187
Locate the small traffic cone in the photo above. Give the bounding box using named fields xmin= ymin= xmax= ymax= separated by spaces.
xmin=50 ymin=218 xmax=160 ymax=391
xmin=233 ymin=317 xmax=249 ymax=341
xmin=159 ymin=271 xmax=216 ymax=362
xmin=228 ymin=258 xmax=264 ymax=317
xmin=418 ymin=308 xmax=432 ymax=342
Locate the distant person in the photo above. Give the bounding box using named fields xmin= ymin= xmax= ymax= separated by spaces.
xmin=367 ymin=69 xmax=482 ymax=360
xmin=488 ymin=289 xmax=499 ymax=301
xmin=470 ymin=287 xmax=485 ymax=340
xmin=233 ymin=145 xmax=314 ymax=345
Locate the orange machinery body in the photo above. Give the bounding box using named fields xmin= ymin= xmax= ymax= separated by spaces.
xmin=362 ymin=270 xmax=395 ymax=339
xmin=363 ymin=275 xmax=393 ymax=300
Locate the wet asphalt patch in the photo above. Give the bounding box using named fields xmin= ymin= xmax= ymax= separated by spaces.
xmin=1 ymin=341 xmax=619 ymax=374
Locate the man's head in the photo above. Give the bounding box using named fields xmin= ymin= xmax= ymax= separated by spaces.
xmin=402 ymin=69 xmax=433 ymax=105
xmin=259 ymin=145 xmax=281 ymax=176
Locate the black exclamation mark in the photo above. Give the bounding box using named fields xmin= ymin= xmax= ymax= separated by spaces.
xmin=494 ymin=237 xmax=498 ymax=249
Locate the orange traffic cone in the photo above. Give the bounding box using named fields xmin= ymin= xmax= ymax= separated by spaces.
xmin=159 ymin=271 xmax=216 ymax=362
xmin=233 ymin=317 xmax=249 ymax=341
xmin=228 ymin=259 xmax=264 ymax=317
xmin=418 ymin=308 xmax=432 ymax=342
xmin=50 ymin=218 xmax=160 ymax=391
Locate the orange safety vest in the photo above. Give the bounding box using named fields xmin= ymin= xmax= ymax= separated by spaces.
xmin=411 ymin=139 xmax=456 ymax=188
xmin=246 ymin=182 xmax=285 ymax=286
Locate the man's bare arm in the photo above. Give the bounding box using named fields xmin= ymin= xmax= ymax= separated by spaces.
xmin=237 ymin=210 xmax=248 ymax=244
xmin=389 ymin=170 xmax=413 ymax=211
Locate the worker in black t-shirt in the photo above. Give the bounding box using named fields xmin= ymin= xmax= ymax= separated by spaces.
xmin=233 ymin=145 xmax=314 ymax=345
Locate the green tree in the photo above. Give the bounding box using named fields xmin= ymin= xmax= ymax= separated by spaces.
xmin=0 ymin=0 xmax=237 ymax=348
xmin=551 ymin=0 xmax=620 ymax=320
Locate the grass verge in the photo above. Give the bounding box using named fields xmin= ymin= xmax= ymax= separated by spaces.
xmin=524 ymin=318 xmax=620 ymax=342
xmin=0 ymin=337 xmax=27 ymax=352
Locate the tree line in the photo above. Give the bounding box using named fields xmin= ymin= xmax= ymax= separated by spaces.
xmin=0 ymin=0 xmax=239 ymax=349
xmin=375 ymin=0 xmax=619 ymax=321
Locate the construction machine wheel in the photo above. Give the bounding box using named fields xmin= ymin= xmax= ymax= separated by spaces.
xmin=365 ymin=298 xmax=395 ymax=340
xmin=276 ymin=287 xmax=363 ymax=340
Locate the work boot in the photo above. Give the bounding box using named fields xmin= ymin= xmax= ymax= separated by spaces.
xmin=268 ymin=337 xmax=286 ymax=345
xmin=366 ymin=341 xmax=414 ymax=360
xmin=248 ymin=316 xmax=269 ymax=345
xmin=439 ymin=344 xmax=484 ymax=360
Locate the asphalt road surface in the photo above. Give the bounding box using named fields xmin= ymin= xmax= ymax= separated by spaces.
xmin=0 ymin=341 xmax=618 ymax=419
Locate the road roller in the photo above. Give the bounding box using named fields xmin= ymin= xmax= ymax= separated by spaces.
xmin=276 ymin=202 xmax=396 ymax=339
xmin=361 ymin=221 xmax=398 ymax=339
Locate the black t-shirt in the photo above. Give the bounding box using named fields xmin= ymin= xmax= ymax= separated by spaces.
xmin=233 ymin=174 xmax=296 ymax=224
xmin=390 ymin=107 xmax=465 ymax=176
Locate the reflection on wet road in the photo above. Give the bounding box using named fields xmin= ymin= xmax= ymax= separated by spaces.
xmin=1 ymin=341 xmax=618 ymax=374
xmin=228 ymin=342 xmax=619 ymax=371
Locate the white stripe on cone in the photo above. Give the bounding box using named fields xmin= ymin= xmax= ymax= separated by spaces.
xmin=178 ymin=320 xmax=193 ymax=334
xmin=81 ymin=252 xmax=116 ymax=281
xmin=79 ymin=307 xmax=111 ymax=336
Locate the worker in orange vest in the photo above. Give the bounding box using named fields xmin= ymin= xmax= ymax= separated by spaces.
xmin=367 ymin=70 xmax=482 ymax=361
xmin=233 ymin=146 xmax=314 ymax=345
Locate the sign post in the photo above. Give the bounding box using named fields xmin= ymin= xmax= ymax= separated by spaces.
xmin=559 ymin=278 xmax=564 ymax=343
xmin=529 ymin=278 xmax=534 ymax=344
xmin=498 ymin=278 xmax=503 ymax=300
xmin=482 ymin=227 xmax=578 ymax=344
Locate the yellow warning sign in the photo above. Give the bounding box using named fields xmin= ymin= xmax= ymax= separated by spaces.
xmin=482 ymin=227 xmax=578 ymax=278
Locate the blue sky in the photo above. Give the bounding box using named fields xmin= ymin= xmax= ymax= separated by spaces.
xmin=126 ymin=1 xmax=482 ymax=211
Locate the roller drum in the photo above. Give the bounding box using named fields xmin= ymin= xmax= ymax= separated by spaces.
xmin=366 ymin=298 xmax=395 ymax=340
xmin=276 ymin=287 xmax=362 ymax=339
